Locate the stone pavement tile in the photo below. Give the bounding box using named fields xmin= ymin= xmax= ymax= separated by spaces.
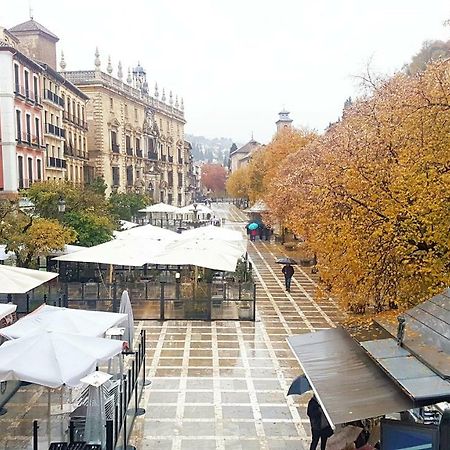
xmin=184 ymin=391 xmax=214 ymax=403
xmin=247 ymin=358 xmax=275 ymax=368
xmin=158 ymin=357 xmax=183 ymax=366
xmin=219 ymin=358 xmax=244 ymax=367
xmin=220 ymin=379 xmax=248 ymax=390
xmin=224 ymin=439 xmax=262 ymax=450
xmin=144 ymin=420 xmax=181 ymax=436
xmin=186 ymin=378 xmax=214 ymax=390
xmin=160 ymin=349 xmax=185 ymax=357
xmin=250 ymin=368 xmax=278 ymax=378
xmin=222 ymin=405 xmax=254 ymax=419
xmin=141 ymin=439 xmax=174 ymax=449
xmin=263 ymin=421 xmax=299 ymax=437
xmin=145 ymin=405 xmax=177 ymax=418
xmin=260 ymin=405 xmax=293 ymax=420
xmin=189 ymin=357 xmax=213 ymax=366
xmin=253 ymin=379 xmax=282 ymax=390
xmin=187 ymin=368 xmax=214 ymax=377
xmin=256 ymin=391 xmax=287 ymax=404
xmin=219 ymin=368 xmax=247 ymax=377
xmin=267 ymin=439 xmax=307 ymax=450
xmin=155 ymin=368 xmax=183 ymax=377
xmin=150 ymin=378 xmax=181 ymax=389
xmin=189 ymin=349 xmax=213 ymax=357
xmin=222 ymin=420 xmax=258 ymax=436
xmin=180 ymin=421 xmax=216 ymax=436
xmin=148 ymin=391 xmax=179 ymax=403
xmin=180 ymin=439 xmax=217 ymax=450
xmin=218 ymin=349 xmax=241 ymax=358
xmin=221 ymin=391 xmax=251 ymax=404
xmin=183 ymin=405 xmax=215 ymax=419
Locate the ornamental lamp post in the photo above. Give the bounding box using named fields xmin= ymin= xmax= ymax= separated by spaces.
xmin=57 ymin=197 xmax=66 ymax=214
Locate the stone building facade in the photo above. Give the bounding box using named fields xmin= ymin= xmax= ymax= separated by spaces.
xmin=63 ymin=54 xmax=194 ymax=205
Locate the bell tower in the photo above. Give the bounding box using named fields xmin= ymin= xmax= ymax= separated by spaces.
xmin=276 ymin=109 xmax=293 ymax=132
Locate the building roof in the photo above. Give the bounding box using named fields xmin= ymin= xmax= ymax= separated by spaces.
xmin=230 ymin=139 xmax=261 ymax=156
xmin=9 ymin=19 xmax=59 ymax=41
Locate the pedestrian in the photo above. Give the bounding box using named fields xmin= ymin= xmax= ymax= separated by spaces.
xmin=258 ymin=225 xmax=265 ymax=240
xmin=250 ymin=229 xmax=258 ymax=242
xmin=282 ymin=263 xmax=294 ymax=292
xmin=307 ymin=396 xmax=333 ymax=450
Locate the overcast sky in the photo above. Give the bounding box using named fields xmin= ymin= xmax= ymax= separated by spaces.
xmin=3 ymin=0 xmax=449 ymax=143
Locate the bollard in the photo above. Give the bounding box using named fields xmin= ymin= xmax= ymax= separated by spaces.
xmin=33 ymin=420 xmax=39 ymax=450
xmin=106 ymin=420 xmax=114 ymax=450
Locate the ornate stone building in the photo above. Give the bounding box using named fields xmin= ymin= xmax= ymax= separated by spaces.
xmin=64 ymin=52 xmax=194 ymax=205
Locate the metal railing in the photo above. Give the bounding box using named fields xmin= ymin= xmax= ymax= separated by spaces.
xmin=45 ymin=123 xmax=65 ymax=138
xmin=44 ymin=89 xmax=65 ymax=107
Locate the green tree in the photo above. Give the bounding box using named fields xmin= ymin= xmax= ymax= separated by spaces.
xmin=63 ymin=211 xmax=114 ymax=247
xmin=108 ymin=192 xmax=151 ymax=221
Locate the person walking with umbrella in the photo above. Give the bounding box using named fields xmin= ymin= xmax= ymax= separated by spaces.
xmin=282 ymin=263 xmax=294 ymax=292
xmin=307 ymin=395 xmax=333 ymax=450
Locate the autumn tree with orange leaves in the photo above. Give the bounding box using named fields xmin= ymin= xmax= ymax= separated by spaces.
xmin=201 ymin=163 xmax=227 ymax=196
xmin=267 ymin=60 xmax=450 ymax=314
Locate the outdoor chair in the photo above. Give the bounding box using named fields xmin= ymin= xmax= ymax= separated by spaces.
xmin=66 ymin=443 xmax=86 ymax=450
xmin=49 ymin=443 xmax=68 ymax=450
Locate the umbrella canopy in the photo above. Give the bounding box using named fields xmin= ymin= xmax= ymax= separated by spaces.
xmin=248 ymin=222 xmax=259 ymax=231
xmin=119 ymin=220 xmax=138 ymax=230
xmin=276 ymin=257 xmax=298 ymax=265
xmin=0 ymin=266 xmax=58 ymax=294
xmin=119 ymin=290 xmax=134 ymax=349
xmin=180 ymin=226 xmax=247 ymax=253
xmin=0 ymin=304 xmax=127 ymax=340
xmin=152 ymin=238 xmax=244 ymax=272
xmin=287 ymin=374 xmax=311 ymax=396
xmin=0 ymin=330 xmax=123 ymax=387
xmin=53 ymin=237 xmax=169 ymax=266
xmin=138 ymin=202 xmax=180 ymax=214
xmin=115 ymin=224 xmax=178 ymax=240
xmin=50 ymin=244 xmax=87 ymax=257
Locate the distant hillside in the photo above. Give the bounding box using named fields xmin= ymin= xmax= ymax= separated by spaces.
xmin=185 ymin=134 xmax=238 ymax=164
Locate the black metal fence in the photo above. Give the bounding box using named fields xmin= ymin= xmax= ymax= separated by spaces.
xmin=1 ymin=280 xmax=257 ymax=322
xmin=31 ymin=330 xmax=147 ymax=450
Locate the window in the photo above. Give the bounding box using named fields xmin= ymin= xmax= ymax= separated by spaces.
xmin=110 ymin=97 xmax=113 ymax=109
xmin=26 ymin=114 xmax=31 ymax=143
xmin=24 ymin=70 xmax=29 ymax=97
xmin=28 ymin=157 xmax=33 ymax=184
xmin=67 ymin=98 xmax=71 ymax=115
xmin=136 ymin=138 xmax=140 ymax=151
xmin=37 ymin=159 xmax=42 ymax=180
xmin=33 ymin=76 xmax=39 ymax=101
xmin=112 ymin=166 xmax=120 ymax=186
xmin=134 ymin=108 xmax=138 ymax=120
xmin=35 ymin=117 xmax=40 ymax=145
xmin=126 ymin=165 xmax=133 ymax=186
xmin=16 ymin=110 xmax=22 ymax=141
xmin=125 ymin=135 xmax=132 ymax=155
xmin=18 ymin=156 xmax=24 ymax=188
xmin=111 ymin=131 xmax=119 ymax=153
xmin=81 ymin=106 xmax=85 ymax=121
xmin=14 ymin=64 xmax=20 ymax=93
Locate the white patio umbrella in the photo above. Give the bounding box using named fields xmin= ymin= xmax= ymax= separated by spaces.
xmin=0 ymin=304 xmax=127 ymax=340
xmin=0 ymin=245 xmax=15 ymax=262
xmin=119 ymin=290 xmax=134 ymax=349
xmin=114 ymin=224 xmax=178 ymax=240
xmin=119 ymin=220 xmax=138 ymax=230
xmin=152 ymin=238 xmax=244 ymax=272
xmin=53 ymin=237 xmax=170 ymax=266
xmin=0 ymin=330 xmax=123 ymax=387
xmin=138 ymin=202 xmax=180 ymax=214
xmin=179 ymin=225 xmax=247 ymax=252
xmin=0 ymin=265 xmax=58 ymax=294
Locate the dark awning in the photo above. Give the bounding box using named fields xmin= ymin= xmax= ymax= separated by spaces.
xmin=287 ymin=327 xmax=413 ymax=428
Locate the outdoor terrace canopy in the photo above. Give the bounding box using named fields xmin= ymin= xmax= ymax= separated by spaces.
xmin=0 ymin=265 xmax=59 ymax=294
xmin=287 ymin=327 xmax=413 ymax=428
xmin=138 ymin=202 xmax=180 ymax=214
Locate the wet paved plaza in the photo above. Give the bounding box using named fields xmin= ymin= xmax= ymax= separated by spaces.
xmin=0 ymin=203 xmax=345 ymax=449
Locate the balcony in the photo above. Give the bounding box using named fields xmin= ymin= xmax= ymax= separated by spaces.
xmin=14 ymin=85 xmax=41 ymax=105
xmin=45 ymin=123 xmax=65 ymax=138
xmin=161 ymin=155 xmax=166 ymax=162
xmin=168 ymin=156 xmax=173 ymax=163
xmin=44 ymin=89 xmax=64 ymax=108
xmin=148 ymin=151 xmax=158 ymax=161
xmin=126 ymin=147 xmax=133 ymax=156
xmin=112 ymin=143 xmax=120 ymax=154
xmin=136 ymin=149 xmax=143 ymax=158
xmin=63 ymin=111 xmax=88 ymax=130
xmin=48 ymin=157 xmax=67 ymax=169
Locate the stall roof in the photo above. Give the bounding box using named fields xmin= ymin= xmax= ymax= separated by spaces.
xmin=287 ymin=327 xmax=412 ymax=428
xmin=377 ymin=288 xmax=450 ymax=379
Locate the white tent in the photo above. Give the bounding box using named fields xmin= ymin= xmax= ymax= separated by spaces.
xmin=138 ymin=202 xmax=180 ymax=214
xmin=0 ymin=304 xmax=127 ymax=340
xmin=0 ymin=330 xmax=123 ymax=387
xmin=119 ymin=290 xmax=134 ymax=349
xmin=179 ymin=225 xmax=247 ymax=253
xmin=53 ymin=237 xmax=169 ymax=266
xmin=0 ymin=265 xmax=58 ymax=294
xmin=152 ymin=238 xmax=244 ymax=272
xmin=115 ymin=224 xmax=178 ymax=240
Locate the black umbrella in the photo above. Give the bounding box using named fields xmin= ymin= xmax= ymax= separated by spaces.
xmin=287 ymin=374 xmax=312 ymax=396
xmin=276 ymin=257 xmax=298 ymax=265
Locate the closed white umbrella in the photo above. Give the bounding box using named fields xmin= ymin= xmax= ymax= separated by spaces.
xmin=119 ymin=290 xmax=134 ymax=349
xmin=53 ymin=237 xmax=169 ymax=266
xmin=0 ymin=266 xmax=58 ymax=294
xmin=0 ymin=304 xmax=127 ymax=340
xmin=0 ymin=330 xmax=123 ymax=387
xmin=152 ymin=238 xmax=243 ymax=272
xmin=138 ymin=203 xmax=180 ymax=213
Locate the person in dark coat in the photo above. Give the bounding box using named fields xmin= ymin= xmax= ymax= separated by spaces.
xmin=307 ymin=396 xmax=333 ymax=450
xmin=282 ymin=264 xmax=294 ymax=292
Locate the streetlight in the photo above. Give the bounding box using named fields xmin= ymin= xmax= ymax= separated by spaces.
xmin=192 ymin=202 xmax=199 ymax=228
xmin=57 ymin=197 xmax=66 ymax=214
